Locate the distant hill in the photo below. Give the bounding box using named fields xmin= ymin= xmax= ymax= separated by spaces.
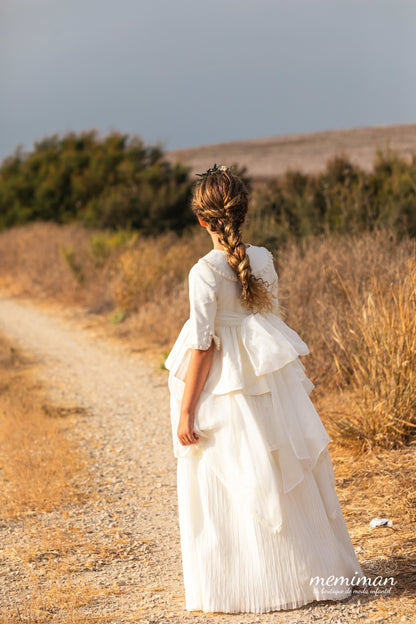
xmin=166 ymin=123 xmax=416 ymax=182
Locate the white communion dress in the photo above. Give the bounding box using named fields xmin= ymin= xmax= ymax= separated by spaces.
xmin=165 ymin=245 xmax=364 ymax=614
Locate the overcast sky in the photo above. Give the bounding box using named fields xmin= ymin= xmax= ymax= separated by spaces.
xmin=1 ymin=0 xmax=415 ymax=161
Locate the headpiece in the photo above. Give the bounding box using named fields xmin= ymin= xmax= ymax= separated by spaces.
xmin=195 ymin=163 xmax=230 ymax=183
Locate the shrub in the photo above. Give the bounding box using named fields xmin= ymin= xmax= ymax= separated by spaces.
xmin=248 ymin=149 xmax=416 ymax=246
xmin=0 ymin=132 xmax=194 ymax=234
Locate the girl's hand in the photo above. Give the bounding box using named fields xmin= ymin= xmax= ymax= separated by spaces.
xmin=177 ymin=413 xmax=200 ymax=446
xmin=178 ymin=343 xmax=214 ymax=447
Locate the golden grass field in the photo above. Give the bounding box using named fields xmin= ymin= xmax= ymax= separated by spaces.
xmin=1 ymin=222 xmax=415 ymax=449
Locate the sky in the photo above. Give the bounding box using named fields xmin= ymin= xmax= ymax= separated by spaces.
xmin=1 ymin=0 xmax=416 ymax=162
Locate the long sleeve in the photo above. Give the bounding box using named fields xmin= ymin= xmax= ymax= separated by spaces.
xmin=186 ymin=261 xmax=221 ymax=351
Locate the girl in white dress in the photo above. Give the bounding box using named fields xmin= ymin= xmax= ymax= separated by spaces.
xmin=165 ymin=165 xmax=364 ymax=614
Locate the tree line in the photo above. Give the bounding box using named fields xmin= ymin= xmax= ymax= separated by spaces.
xmin=1 ymin=131 xmax=415 ymax=240
xmin=0 ymin=131 xmax=193 ymax=234
xmin=251 ymin=149 xmax=416 ymax=246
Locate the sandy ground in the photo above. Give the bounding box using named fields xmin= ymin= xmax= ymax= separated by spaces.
xmin=0 ymin=295 xmax=408 ymax=623
xmin=166 ymin=123 xmax=416 ymax=181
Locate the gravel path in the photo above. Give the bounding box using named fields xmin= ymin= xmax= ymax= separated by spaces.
xmin=0 ymin=296 xmax=377 ymax=623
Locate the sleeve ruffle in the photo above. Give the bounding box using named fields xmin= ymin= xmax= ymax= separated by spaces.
xmin=186 ymin=329 xmax=221 ymax=351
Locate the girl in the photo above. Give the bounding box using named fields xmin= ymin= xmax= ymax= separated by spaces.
xmin=165 ymin=165 xmax=364 ymax=614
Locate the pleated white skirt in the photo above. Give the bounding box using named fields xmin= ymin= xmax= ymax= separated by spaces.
xmin=176 ymin=391 xmax=364 ymax=614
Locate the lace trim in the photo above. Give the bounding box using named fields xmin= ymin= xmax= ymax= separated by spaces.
xmin=186 ymin=333 xmax=221 ymax=351
xmin=200 ymin=250 xmax=275 ymax=282
xmin=200 ymin=257 xmax=238 ymax=281
xmin=262 ymin=251 xmax=275 ymax=275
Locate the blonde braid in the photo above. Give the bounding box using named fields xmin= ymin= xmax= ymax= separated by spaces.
xmin=192 ymin=170 xmax=273 ymax=314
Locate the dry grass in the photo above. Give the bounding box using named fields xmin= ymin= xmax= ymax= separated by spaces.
xmin=1 ymin=224 xmax=416 ymax=451
xmin=112 ymin=232 xmax=201 ymax=312
xmin=330 ymin=258 xmax=416 ymax=449
xmin=275 ymin=229 xmax=416 ymax=386
xmin=0 ymin=222 xmax=120 ymax=312
xmin=0 ymin=222 xmax=209 ymax=348
xmin=276 ymin=230 xmax=416 ymax=450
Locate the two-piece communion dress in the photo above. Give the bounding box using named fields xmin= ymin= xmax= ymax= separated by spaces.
xmin=165 ymin=245 xmax=364 ymax=614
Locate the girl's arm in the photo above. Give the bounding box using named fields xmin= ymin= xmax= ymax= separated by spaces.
xmin=177 ymin=340 xmax=215 ymax=446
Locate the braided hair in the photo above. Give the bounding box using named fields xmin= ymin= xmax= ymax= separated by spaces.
xmin=192 ymin=168 xmax=273 ymax=314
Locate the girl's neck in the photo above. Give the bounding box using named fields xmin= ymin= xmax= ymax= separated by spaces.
xmin=213 ymin=241 xmax=225 ymax=251
xmin=209 ymin=231 xmax=225 ymax=251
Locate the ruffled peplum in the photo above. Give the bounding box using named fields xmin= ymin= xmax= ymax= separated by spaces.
xmin=165 ymin=312 xmax=313 ymax=394
xmin=165 ymin=311 xmax=339 ymax=533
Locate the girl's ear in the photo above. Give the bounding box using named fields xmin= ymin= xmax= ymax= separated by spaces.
xmin=197 ymin=216 xmax=208 ymax=228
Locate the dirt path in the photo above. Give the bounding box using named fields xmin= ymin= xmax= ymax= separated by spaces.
xmin=0 ymin=296 xmax=380 ymax=623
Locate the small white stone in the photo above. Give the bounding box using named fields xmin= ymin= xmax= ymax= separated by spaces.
xmin=369 ymin=517 xmax=393 ymax=528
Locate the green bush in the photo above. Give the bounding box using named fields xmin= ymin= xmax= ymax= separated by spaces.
xmin=248 ymin=149 xmax=416 ymax=248
xmin=0 ymin=132 xmax=194 ymax=234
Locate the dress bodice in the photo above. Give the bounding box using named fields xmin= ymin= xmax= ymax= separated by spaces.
xmin=197 ymin=245 xmax=278 ymax=318
xmin=165 ymin=244 xmax=311 ymax=397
